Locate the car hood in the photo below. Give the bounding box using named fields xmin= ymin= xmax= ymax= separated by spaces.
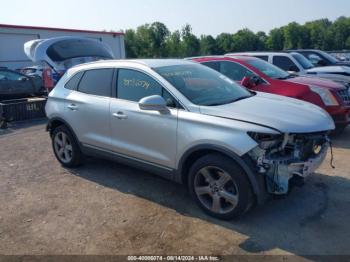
xmin=24 ymin=36 xmax=114 ymax=72
xmin=286 ymin=75 xmax=344 ymax=89
xmin=307 ymin=65 xmax=350 ymax=75
xmin=199 ymin=92 xmax=335 ymax=133
xmin=336 ymin=61 xmax=350 ymax=67
xmin=304 ymin=72 xmax=350 ymax=85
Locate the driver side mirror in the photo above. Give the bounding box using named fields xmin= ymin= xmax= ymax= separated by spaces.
xmin=241 ymin=76 xmax=262 ymax=88
xmin=139 ymin=95 xmax=168 ymax=112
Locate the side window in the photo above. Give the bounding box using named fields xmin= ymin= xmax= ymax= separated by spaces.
xmin=219 ymin=61 xmax=255 ymax=81
xmin=64 ymin=71 xmax=84 ymax=90
xmin=77 ymin=69 xmax=113 ymax=97
xmin=2 ymin=71 xmax=23 ymax=81
xmin=305 ymin=53 xmax=323 ymax=66
xmin=117 ymin=69 xmax=162 ymax=102
xmin=254 ymin=56 xmax=268 ymax=61
xmin=201 ymin=61 xmax=220 ymax=72
xmin=0 ymin=71 xmax=6 ymax=80
xmin=272 ymin=56 xmax=299 ymax=72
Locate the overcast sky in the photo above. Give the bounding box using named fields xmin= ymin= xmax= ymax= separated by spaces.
xmin=1 ymin=0 xmax=349 ymax=36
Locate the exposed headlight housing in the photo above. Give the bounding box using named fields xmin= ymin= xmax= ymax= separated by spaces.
xmin=310 ymin=86 xmax=339 ymax=106
xmin=247 ymin=132 xmax=283 ymax=150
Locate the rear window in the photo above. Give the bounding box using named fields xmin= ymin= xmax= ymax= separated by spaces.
xmin=254 ymin=55 xmax=268 ymax=61
xmin=47 ymin=39 xmax=113 ymax=62
xmin=77 ymin=69 xmax=114 ymax=97
xmin=202 ymin=61 xmax=220 ymax=71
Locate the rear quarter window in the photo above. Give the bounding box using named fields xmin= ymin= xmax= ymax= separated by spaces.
xmin=254 ymin=55 xmax=269 ymax=61
xmin=64 ymin=71 xmax=84 ymax=90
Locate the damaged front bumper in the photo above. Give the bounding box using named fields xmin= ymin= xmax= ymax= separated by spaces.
xmin=248 ymin=132 xmax=330 ymax=194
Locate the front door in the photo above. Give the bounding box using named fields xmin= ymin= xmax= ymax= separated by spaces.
xmin=110 ymin=68 xmax=178 ymax=169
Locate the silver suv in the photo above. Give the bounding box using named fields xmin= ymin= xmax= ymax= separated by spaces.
xmin=46 ymin=59 xmax=334 ymax=219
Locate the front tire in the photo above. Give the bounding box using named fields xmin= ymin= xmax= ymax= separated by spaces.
xmin=51 ymin=125 xmax=82 ymax=167
xmin=188 ymin=154 xmax=253 ymax=220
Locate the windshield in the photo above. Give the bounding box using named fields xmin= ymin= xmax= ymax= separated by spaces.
xmin=245 ymin=59 xmax=290 ymax=79
xmin=291 ymin=52 xmax=314 ymax=69
xmin=318 ymin=50 xmax=339 ymax=63
xmin=46 ymin=39 xmax=113 ymax=62
xmin=154 ymin=64 xmax=253 ymax=106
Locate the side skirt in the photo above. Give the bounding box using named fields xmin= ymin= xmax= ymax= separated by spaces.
xmin=81 ymin=144 xmax=176 ymax=181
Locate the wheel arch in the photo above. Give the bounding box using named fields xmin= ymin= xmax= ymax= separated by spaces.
xmin=46 ymin=117 xmax=81 ymax=148
xmin=176 ymin=144 xmax=268 ymax=205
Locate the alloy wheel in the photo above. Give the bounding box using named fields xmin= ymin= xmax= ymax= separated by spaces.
xmin=54 ymin=131 xmax=73 ymax=164
xmin=194 ymin=166 xmax=239 ymax=214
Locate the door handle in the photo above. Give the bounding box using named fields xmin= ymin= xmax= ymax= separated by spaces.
xmin=112 ymin=112 xmax=128 ymax=120
xmin=67 ymin=104 xmax=78 ymax=110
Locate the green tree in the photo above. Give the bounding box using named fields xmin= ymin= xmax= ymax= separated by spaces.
xmin=165 ymin=30 xmax=182 ymax=57
xmin=305 ymin=19 xmax=332 ymax=49
xmin=232 ymin=28 xmax=259 ymax=51
xmin=181 ymin=24 xmax=200 ymax=57
xmin=124 ymin=16 xmax=350 ymax=58
xmin=199 ymin=35 xmax=218 ymax=55
xmin=330 ymin=16 xmax=350 ymax=50
xmin=266 ymin=28 xmax=285 ymax=50
xmin=283 ymin=22 xmax=303 ymax=49
xmin=149 ymin=22 xmax=170 ymax=57
xmin=216 ymin=33 xmax=234 ymax=54
xmin=124 ymin=29 xmax=138 ymax=58
xmin=256 ymin=31 xmax=268 ymax=50
xmin=346 ymin=36 xmax=350 ymax=49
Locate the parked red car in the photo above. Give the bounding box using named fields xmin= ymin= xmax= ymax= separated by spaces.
xmin=191 ymin=56 xmax=350 ymax=131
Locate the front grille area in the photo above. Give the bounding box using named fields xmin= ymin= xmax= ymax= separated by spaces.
xmin=337 ymin=89 xmax=350 ymax=103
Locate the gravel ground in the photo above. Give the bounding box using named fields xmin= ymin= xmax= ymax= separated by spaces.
xmin=0 ymin=121 xmax=349 ymax=257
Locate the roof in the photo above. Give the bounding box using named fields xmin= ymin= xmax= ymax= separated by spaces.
xmin=190 ymin=55 xmax=256 ymax=62
xmin=227 ymin=51 xmax=292 ymax=56
xmin=71 ymin=59 xmax=195 ymax=70
xmin=0 ymin=23 xmax=124 ymax=36
xmin=130 ymin=59 xmax=195 ymax=68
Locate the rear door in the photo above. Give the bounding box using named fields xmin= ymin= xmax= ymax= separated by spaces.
xmin=109 ymin=68 xmax=178 ymax=169
xmin=63 ymin=68 xmax=114 ymax=149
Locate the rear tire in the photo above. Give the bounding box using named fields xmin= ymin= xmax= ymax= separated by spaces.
xmin=51 ymin=125 xmax=82 ymax=167
xmin=188 ymin=154 xmax=253 ymax=220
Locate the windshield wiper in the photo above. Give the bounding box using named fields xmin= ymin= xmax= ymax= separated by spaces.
xmin=205 ymin=95 xmax=253 ymax=106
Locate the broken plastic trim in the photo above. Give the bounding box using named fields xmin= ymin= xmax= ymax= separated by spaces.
xmin=248 ymin=132 xmax=329 ymax=194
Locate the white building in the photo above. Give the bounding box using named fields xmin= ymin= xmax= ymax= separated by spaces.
xmin=0 ymin=24 xmax=125 ymax=69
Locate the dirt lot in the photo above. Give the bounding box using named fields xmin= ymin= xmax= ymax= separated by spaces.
xmin=0 ymin=121 xmax=349 ymax=256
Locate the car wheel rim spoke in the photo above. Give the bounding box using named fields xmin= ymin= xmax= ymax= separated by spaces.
xmin=194 ymin=166 xmax=239 ymax=215
xmin=61 ymin=133 xmax=67 ymax=147
xmin=216 ymin=171 xmax=231 ymax=187
xmin=54 ymin=132 xmax=73 ymax=163
xmin=219 ymin=190 xmax=238 ymax=208
xmin=65 ymin=144 xmax=73 ymax=152
xmin=200 ymin=167 xmax=215 ymax=184
xmin=211 ymin=195 xmax=221 ymax=213
xmin=195 ymin=186 xmax=212 ymax=196
xmin=54 ymin=135 xmax=63 ymax=147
